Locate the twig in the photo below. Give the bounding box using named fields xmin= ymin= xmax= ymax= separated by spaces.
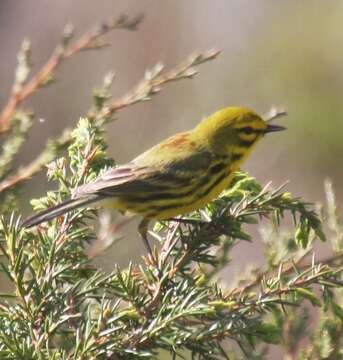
xmin=89 ymin=49 xmax=221 ymax=120
xmin=0 ymin=14 xmax=143 ymax=134
xmin=0 ymin=49 xmax=220 ymax=194
xmin=230 ymin=251 xmax=343 ymax=296
xmin=87 ymin=213 xmax=136 ymax=258
xmin=264 ymin=106 xmax=287 ymax=122
xmin=0 ymin=130 xmax=71 ymax=193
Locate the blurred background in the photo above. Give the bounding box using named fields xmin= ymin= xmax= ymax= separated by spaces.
xmin=0 ymin=1 xmax=342 ymax=355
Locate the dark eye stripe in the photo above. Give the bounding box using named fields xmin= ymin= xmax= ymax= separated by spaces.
xmin=240 ymin=127 xmax=265 ymax=135
xmin=240 ymin=126 xmax=254 ymax=134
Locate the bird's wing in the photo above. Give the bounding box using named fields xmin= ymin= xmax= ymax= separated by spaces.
xmin=74 ymin=164 xmax=151 ymax=197
xmin=74 ymin=138 xmax=214 ymax=199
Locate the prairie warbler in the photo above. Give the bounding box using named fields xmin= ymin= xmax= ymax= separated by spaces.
xmin=23 ymin=107 xmax=285 ymax=256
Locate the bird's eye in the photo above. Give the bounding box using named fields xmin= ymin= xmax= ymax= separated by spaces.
xmin=241 ymin=127 xmax=254 ymax=135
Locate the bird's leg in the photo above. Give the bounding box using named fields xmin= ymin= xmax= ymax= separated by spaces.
xmin=138 ymin=218 xmax=154 ymax=262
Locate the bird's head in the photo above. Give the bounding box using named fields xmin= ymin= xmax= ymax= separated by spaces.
xmin=194 ymin=106 xmax=285 ymax=157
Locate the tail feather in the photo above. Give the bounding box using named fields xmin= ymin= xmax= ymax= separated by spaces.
xmin=22 ymin=195 xmax=101 ymax=229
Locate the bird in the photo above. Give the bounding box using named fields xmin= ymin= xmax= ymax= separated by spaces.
xmin=22 ymin=106 xmax=285 ymax=257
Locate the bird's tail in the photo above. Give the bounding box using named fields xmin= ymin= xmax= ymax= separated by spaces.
xmin=22 ymin=194 xmax=102 ymax=229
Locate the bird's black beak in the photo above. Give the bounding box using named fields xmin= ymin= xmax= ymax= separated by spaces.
xmin=265 ymin=124 xmax=286 ymax=133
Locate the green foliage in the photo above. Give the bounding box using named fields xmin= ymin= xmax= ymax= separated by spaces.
xmin=0 ymin=109 xmax=341 ymax=359
xmin=0 ymin=15 xmax=342 ymax=360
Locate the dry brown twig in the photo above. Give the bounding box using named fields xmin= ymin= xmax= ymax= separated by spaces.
xmin=87 ymin=212 xmax=136 ymax=258
xmin=0 ymin=45 xmax=220 ymax=194
xmin=0 ymin=14 xmax=143 ymax=135
xmin=91 ymin=49 xmax=221 ymax=120
xmin=0 ymin=131 xmax=71 ymax=193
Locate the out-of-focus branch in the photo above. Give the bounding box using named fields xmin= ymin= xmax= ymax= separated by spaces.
xmin=230 ymin=251 xmax=343 ymax=296
xmin=0 ymin=130 xmax=71 ymax=193
xmin=264 ymin=106 xmax=287 ymax=122
xmin=0 ymin=49 xmax=220 ymax=194
xmin=0 ymin=112 xmax=33 ymax=180
xmin=88 ymin=49 xmax=221 ymax=120
xmin=0 ymin=14 xmax=143 ymax=134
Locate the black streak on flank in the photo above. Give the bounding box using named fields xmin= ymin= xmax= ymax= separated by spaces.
xmin=238 ymin=139 xmax=256 ymax=148
xmin=200 ymin=171 xmax=228 ymax=198
xmin=124 ymin=171 xmax=211 ymax=202
xmin=125 ymin=163 xmax=229 ymax=204
xmin=146 ymin=171 xmax=229 ymax=213
xmin=231 ymin=153 xmax=243 ymax=162
xmin=209 ymin=162 xmax=226 ymax=175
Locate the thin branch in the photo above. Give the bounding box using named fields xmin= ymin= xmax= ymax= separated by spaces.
xmin=230 ymin=251 xmax=343 ymax=296
xmin=0 ymin=14 xmax=143 ymax=134
xmin=0 ymin=130 xmax=71 ymax=193
xmin=0 ymin=49 xmax=220 ymax=194
xmin=264 ymin=106 xmax=287 ymax=122
xmin=88 ymin=49 xmax=221 ymax=120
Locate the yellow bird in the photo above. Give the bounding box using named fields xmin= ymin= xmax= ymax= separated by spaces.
xmin=23 ymin=107 xmax=285 ymax=256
